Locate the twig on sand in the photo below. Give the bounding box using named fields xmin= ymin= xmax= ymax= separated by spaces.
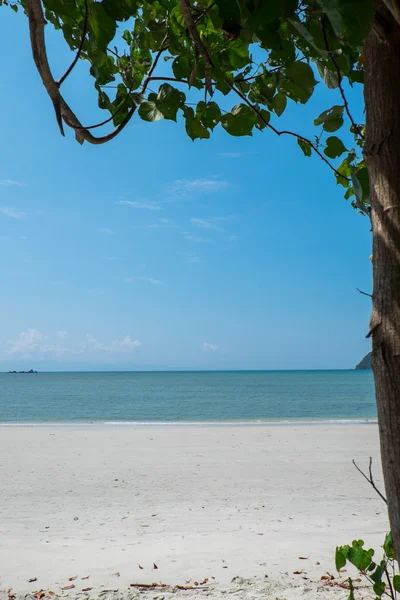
xmin=352 ymin=457 xmax=387 ymax=504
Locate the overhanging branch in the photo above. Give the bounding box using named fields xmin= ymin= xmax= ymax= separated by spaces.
xmin=57 ymin=0 xmax=88 ymax=87
xmin=180 ymin=0 xmax=213 ymax=95
xmin=229 ymin=82 xmax=348 ymax=180
xmin=26 ymin=0 xmax=139 ymax=144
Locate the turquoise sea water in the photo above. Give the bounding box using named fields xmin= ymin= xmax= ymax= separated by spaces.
xmin=0 ymin=370 xmax=375 ymax=424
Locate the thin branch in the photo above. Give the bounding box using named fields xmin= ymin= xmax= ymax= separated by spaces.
xmin=25 ymin=0 xmax=168 ymax=144
xmin=57 ymin=0 xmax=88 ymax=87
xmin=236 ymin=58 xmax=308 ymax=83
xmin=385 ymin=565 xmax=396 ymax=600
xmin=352 ymin=457 xmax=388 ymax=505
xmin=194 ymin=0 xmax=215 ymax=24
xmin=75 ymin=34 xmax=169 ymax=131
xmin=321 ymin=15 xmax=365 ymax=140
xmin=180 ymin=0 xmax=213 ymax=96
xmin=229 ymin=81 xmax=348 ymax=180
xmin=356 ymin=288 xmax=373 ymax=298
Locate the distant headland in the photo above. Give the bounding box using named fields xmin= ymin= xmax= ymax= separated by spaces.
xmin=8 ymin=369 xmax=38 ymax=374
xmin=355 ymin=352 xmax=372 ymax=370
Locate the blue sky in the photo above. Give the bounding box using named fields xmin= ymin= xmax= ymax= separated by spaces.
xmin=0 ymin=9 xmax=372 ymax=370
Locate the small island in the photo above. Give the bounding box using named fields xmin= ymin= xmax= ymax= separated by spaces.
xmin=8 ymin=369 xmax=38 ymax=374
xmin=355 ymin=352 xmax=372 ymax=370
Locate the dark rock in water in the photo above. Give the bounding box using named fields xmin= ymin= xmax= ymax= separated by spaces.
xmin=355 ymin=352 xmax=372 ymax=370
xmin=8 ymin=369 xmax=38 ymax=374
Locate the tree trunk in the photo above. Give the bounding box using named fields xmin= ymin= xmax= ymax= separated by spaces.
xmin=364 ymin=2 xmax=400 ymax=559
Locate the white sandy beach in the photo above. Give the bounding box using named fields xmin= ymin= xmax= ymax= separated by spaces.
xmin=0 ymin=424 xmax=388 ymax=600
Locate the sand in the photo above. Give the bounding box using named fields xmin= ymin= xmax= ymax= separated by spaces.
xmin=0 ymin=424 xmax=388 ymax=600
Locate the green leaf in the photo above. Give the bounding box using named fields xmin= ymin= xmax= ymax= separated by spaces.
xmin=184 ymin=107 xmax=210 ymax=141
xmin=256 ymin=109 xmax=270 ymax=130
xmin=317 ymin=0 xmax=374 ymax=46
xmin=315 ymin=61 xmax=339 ymax=89
xmin=383 ymin=532 xmax=396 ymax=560
xmin=289 ymin=18 xmax=328 ymax=55
xmin=88 ymin=2 xmax=116 ymax=53
xmin=314 ymin=105 xmax=344 ymax=132
xmin=373 ymin=581 xmax=385 ymax=597
xmin=347 ymin=578 xmax=355 ymax=600
xmin=297 ymin=138 xmax=312 ymax=157
xmin=197 ymin=101 xmax=221 ymax=131
xmin=286 ymin=61 xmax=318 ymax=103
xmin=335 ymin=546 xmax=349 ymax=571
xmin=351 ymin=168 xmax=363 ymax=205
xmin=272 ymin=93 xmax=287 ymax=117
xmin=214 ymin=0 xmax=241 ymax=34
xmin=138 ymin=101 xmax=163 ymax=122
xmin=347 ymin=540 xmax=374 ymax=572
xmin=221 ymin=104 xmax=256 ymax=136
xmin=324 ymin=136 xmax=347 ymax=158
xmin=156 ymin=83 xmax=185 ymax=122
xmin=393 ymin=575 xmax=400 ymax=592
xmin=335 ymin=151 xmax=355 ymax=187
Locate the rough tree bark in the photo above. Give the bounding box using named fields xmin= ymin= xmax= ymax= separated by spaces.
xmin=364 ymin=0 xmax=400 ymax=560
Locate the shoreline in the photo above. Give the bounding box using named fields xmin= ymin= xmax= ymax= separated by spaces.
xmin=0 ymin=418 xmax=378 ymax=427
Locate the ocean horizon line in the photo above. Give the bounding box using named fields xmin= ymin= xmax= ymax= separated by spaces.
xmin=0 ymin=367 xmax=366 ymax=374
xmin=0 ymin=418 xmax=378 ymax=427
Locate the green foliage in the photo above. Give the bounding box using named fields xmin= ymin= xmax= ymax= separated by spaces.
xmin=336 ymin=535 xmax=398 ymax=600
xmin=324 ymin=136 xmax=347 ymax=158
xmin=4 ymin=0 xmax=371 ymax=212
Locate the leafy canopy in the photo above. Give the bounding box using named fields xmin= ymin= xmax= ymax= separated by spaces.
xmin=2 ymin=0 xmax=373 ymax=213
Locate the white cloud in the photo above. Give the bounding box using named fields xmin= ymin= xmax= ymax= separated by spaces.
xmin=0 ymin=179 xmax=24 ymax=186
xmin=229 ymin=234 xmax=240 ymax=241
xmin=169 ymin=177 xmax=229 ymax=198
xmin=125 ymin=276 xmax=162 ymax=285
xmin=83 ymin=333 xmax=141 ymax=353
xmin=212 ymin=215 xmax=237 ymax=222
xmin=115 ymin=200 xmax=162 ymax=211
xmin=8 ymin=329 xmax=50 ymax=357
xmin=0 ymin=206 xmax=26 ymax=219
xmin=190 ymin=218 xmax=223 ymax=231
xmin=140 ymin=277 xmax=161 ymax=285
xmin=98 ymin=227 xmax=114 ymax=234
xmin=56 ymin=330 xmax=69 ymax=339
xmin=183 ymin=234 xmax=210 ymax=243
xmin=7 ymin=329 xmax=140 ymax=359
xmin=203 ymin=342 xmax=218 ymax=352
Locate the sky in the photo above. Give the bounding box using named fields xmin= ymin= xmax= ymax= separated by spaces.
xmin=0 ymin=9 xmax=372 ymax=371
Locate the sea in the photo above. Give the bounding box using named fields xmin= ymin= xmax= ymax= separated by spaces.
xmin=0 ymin=370 xmax=376 ymax=425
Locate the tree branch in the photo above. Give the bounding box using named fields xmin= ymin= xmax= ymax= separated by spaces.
xmin=352 ymin=457 xmax=388 ymax=505
xmin=26 ymin=0 xmax=153 ymax=144
xmin=229 ymin=81 xmax=349 ymax=180
xmin=76 ymin=34 xmax=169 ymax=131
xmin=57 ymin=0 xmax=88 ymax=87
xmin=356 ymin=288 xmax=373 ymax=298
xmin=180 ymin=0 xmax=213 ymax=95
xmin=321 ymin=15 xmax=365 ymax=140
xmin=194 ymin=0 xmax=215 ymax=25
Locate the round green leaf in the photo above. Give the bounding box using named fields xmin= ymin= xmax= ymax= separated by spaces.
xmin=138 ymin=101 xmax=163 ymax=122
xmin=324 ymin=136 xmax=347 ymax=158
